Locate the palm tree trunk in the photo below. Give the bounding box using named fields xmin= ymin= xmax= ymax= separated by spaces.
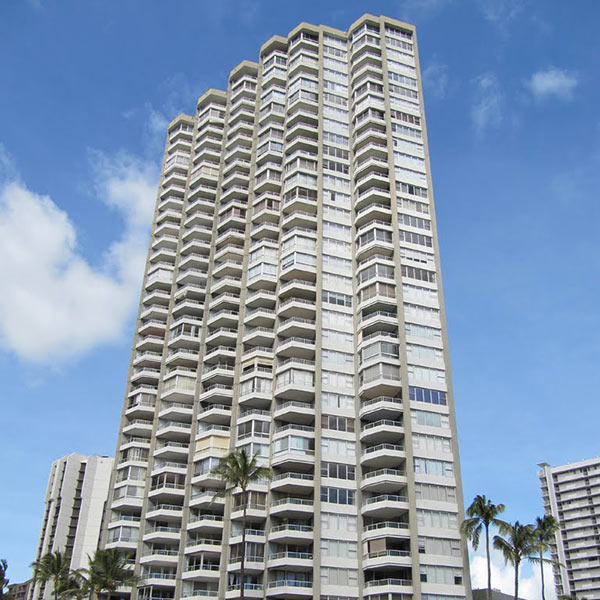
xmin=240 ymin=491 xmax=247 ymax=600
xmin=540 ymin=549 xmax=546 ymax=600
xmin=514 ymin=560 xmax=519 ymax=600
xmin=486 ymin=525 xmax=492 ymax=600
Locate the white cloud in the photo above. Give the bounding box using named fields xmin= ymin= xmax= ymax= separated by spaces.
xmin=472 ymin=73 xmax=503 ymax=134
xmin=470 ymin=548 xmax=557 ymax=600
xmin=422 ymin=61 xmax=449 ymax=99
xmin=526 ymin=68 xmax=578 ymax=101
xmin=0 ymin=150 xmax=158 ymax=364
xmin=475 ymin=0 xmax=527 ymax=30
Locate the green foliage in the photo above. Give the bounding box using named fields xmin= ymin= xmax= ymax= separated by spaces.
xmin=210 ymin=449 xmax=271 ymax=599
xmin=81 ymin=549 xmax=140 ymax=599
xmin=493 ymin=521 xmax=538 ymax=600
xmin=30 ymin=551 xmax=83 ymax=600
xmin=1 ymin=559 xmax=9 ymax=600
xmin=210 ymin=448 xmax=272 ymax=497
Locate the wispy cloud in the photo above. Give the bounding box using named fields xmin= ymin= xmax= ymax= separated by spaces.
xmin=422 ymin=61 xmax=449 ymax=99
xmin=471 ymin=73 xmax=503 ymax=134
xmin=397 ymin=0 xmax=452 ymax=22
xmin=0 ymin=147 xmax=158 ymax=364
xmin=475 ymin=0 xmax=527 ymax=31
xmin=526 ymin=68 xmax=578 ymax=101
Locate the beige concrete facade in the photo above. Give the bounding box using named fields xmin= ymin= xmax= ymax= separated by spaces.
xmin=102 ymin=14 xmax=471 ymax=600
xmin=539 ymin=458 xmax=600 ymax=599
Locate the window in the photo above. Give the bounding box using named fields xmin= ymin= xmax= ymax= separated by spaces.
xmin=361 ymin=341 xmax=400 ymax=362
xmin=320 ymin=567 xmax=358 ymax=586
xmin=411 ymin=410 xmax=450 ymax=429
xmin=360 ymin=363 xmax=401 ymax=384
xmin=322 ymin=310 xmax=353 ymax=330
xmin=402 ymin=265 xmax=436 ymax=283
xmin=417 ymin=509 xmax=458 ymax=529
xmin=321 ymin=487 xmax=356 ymax=505
xmin=323 ymin=131 xmax=349 ymax=146
xmin=322 ymin=370 xmax=354 ymax=389
xmin=321 ymin=437 xmax=356 ymax=457
xmin=322 ymin=329 xmax=354 ymax=346
xmin=321 ymin=461 xmax=356 ymax=480
xmin=357 ymin=228 xmax=393 ymax=247
xmin=322 ymin=415 xmax=355 ymax=432
xmin=321 ymin=512 xmax=357 ymax=532
xmin=323 ymin=272 xmax=352 ymax=291
xmin=322 ymin=392 xmax=354 ymax=410
xmin=274 ymin=435 xmax=314 ymax=454
xmin=407 ymin=344 xmax=444 ymax=362
xmin=419 ymin=536 xmax=462 ymax=557
xmin=320 ymin=539 xmax=357 ymax=559
xmin=415 ymin=483 xmax=457 ymax=503
xmin=405 ymin=323 xmax=442 ymax=341
xmin=399 ymin=182 xmax=428 ymax=198
xmin=404 ymin=303 xmax=440 ymax=322
xmin=420 ymin=565 xmax=463 ymax=586
xmin=399 ymin=213 xmax=431 ymax=231
xmin=409 ymin=385 xmax=447 ymax=405
xmin=414 ymin=457 xmax=454 ymax=477
xmin=322 ymin=290 xmax=352 ymax=307
xmin=322 ymin=349 xmax=354 ymax=365
xmin=323 ymin=220 xmax=352 ymax=239
xmin=358 ymin=263 xmax=395 ymax=283
xmin=399 ymin=229 xmax=432 ymax=248
xmin=408 ymin=365 xmax=446 ymax=385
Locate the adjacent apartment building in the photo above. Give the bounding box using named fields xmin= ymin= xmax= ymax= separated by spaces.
xmin=30 ymin=454 xmax=113 ymax=600
xmin=102 ymin=13 xmax=471 ymax=600
xmin=539 ymin=458 xmax=600 ymax=600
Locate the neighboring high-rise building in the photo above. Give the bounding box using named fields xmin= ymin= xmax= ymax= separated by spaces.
xmin=539 ymin=458 xmax=600 ymax=600
xmin=7 ymin=580 xmax=32 ymax=600
xmin=102 ymin=13 xmax=471 ymax=600
xmin=31 ymin=453 xmax=113 ymax=600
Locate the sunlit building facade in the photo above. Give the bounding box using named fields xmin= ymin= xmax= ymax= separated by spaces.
xmin=102 ymin=13 xmax=471 ymax=600
xmin=539 ymin=458 xmax=600 ymax=600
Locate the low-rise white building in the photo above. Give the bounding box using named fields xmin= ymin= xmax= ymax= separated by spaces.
xmin=539 ymin=457 xmax=600 ymax=600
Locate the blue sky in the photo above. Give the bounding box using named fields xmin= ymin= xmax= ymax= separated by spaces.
xmin=1 ymin=0 xmax=599 ymax=593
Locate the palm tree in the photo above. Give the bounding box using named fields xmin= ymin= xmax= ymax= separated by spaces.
xmin=534 ymin=515 xmax=560 ymax=600
xmin=31 ymin=551 xmax=80 ymax=600
xmin=1 ymin=559 xmax=9 ymax=600
xmin=461 ymin=495 xmax=508 ymax=600
xmin=493 ymin=521 xmax=537 ymax=600
xmin=211 ymin=449 xmax=271 ymax=600
xmin=81 ymin=549 xmax=140 ymax=600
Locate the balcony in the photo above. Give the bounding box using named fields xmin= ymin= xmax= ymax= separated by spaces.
xmin=267 ymin=551 xmax=313 ymax=570
xmin=277 ymin=317 xmax=315 ymax=339
xmin=187 ymin=514 xmax=224 ymax=534
xmin=143 ymin=525 xmax=181 ymax=544
xmin=361 ymin=468 xmax=407 ymax=493
xmin=362 ymin=520 xmax=410 ymax=542
xmin=270 ymin=472 xmax=314 ymax=494
xmin=268 ymin=524 xmax=313 ymax=545
xmin=275 ymin=337 xmax=315 ymax=360
xmin=363 ymin=549 xmax=411 ymax=570
xmin=361 ymin=494 xmax=409 ymax=518
xmin=363 ymin=579 xmax=413 ymax=596
xmin=361 ymin=443 xmax=405 ymax=468
xmin=360 ymin=419 xmax=404 ymax=443
xmin=266 ymin=579 xmax=312 ymax=598
xmin=270 ymin=497 xmax=314 ymax=518
xmin=273 ymin=399 xmax=315 ymax=424
xmin=181 ymin=563 xmax=220 ymax=581
xmin=198 ymin=384 xmax=234 ymax=404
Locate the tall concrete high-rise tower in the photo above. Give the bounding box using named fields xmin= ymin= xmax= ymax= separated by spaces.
xmin=539 ymin=458 xmax=600 ymax=600
xmin=103 ymin=14 xmax=471 ymax=600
